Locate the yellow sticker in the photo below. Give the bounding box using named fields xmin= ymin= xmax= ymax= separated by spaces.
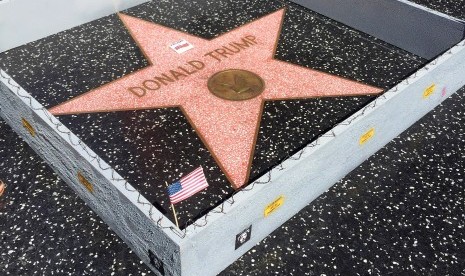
xmin=423 ymin=84 xmax=436 ymax=99
xmin=264 ymin=195 xmax=285 ymax=217
xmin=21 ymin=118 xmax=36 ymax=137
xmin=359 ymin=127 xmax=375 ymax=145
xmin=77 ymin=172 xmax=94 ymax=193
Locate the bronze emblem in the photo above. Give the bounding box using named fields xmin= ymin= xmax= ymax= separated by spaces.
xmin=208 ymin=69 xmax=265 ymax=101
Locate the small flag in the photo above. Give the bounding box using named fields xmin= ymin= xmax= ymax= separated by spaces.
xmin=169 ymin=39 xmax=194 ymax=54
xmin=167 ymin=167 xmax=208 ymax=204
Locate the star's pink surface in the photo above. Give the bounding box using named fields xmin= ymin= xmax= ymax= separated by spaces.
xmin=49 ymin=9 xmax=382 ymax=189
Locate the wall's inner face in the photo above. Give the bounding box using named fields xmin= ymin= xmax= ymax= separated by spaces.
xmin=290 ymin=0 xmax=465 ymax=59
xmin=0 ymin=0 xmax=426 ymax=226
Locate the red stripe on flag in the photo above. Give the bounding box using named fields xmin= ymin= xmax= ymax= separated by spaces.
xmin=169 ymin=167 xmax=208 ymax=204
xmin=174 ymin=43 xmax=190 ymax=50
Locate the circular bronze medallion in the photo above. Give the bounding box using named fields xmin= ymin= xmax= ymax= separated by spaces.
xmin=207 ymin=69 xmax=265 ymax=101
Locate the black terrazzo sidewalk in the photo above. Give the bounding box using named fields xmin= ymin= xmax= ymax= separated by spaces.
xmin=1 ymin=0 xmax=465 ymax=275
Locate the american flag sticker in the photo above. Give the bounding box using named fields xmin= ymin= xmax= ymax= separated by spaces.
xmin=170 ymin=39 xmax=194 ymax=54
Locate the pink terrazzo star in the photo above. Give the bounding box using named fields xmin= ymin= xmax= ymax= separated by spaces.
xmin=49 ymin=9 xmax=382 ymax=189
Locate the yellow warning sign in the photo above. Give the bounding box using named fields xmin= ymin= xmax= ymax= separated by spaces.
xmin=264 ymin=195 xmax=285 ymax=217
xmin=423 ymin=84 xmax=436 ymax=99
xmin=359 ymin=127 xmax=375 ymax=145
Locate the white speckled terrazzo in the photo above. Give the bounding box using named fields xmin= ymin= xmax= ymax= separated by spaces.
xmin=0 ymin=0 xmax=464 ymax=275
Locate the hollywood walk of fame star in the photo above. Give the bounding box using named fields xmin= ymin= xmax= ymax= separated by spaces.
xmin=49 ymin=9 xmax=382 ymax=189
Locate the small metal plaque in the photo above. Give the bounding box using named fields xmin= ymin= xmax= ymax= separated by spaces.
xmin=148 ymin=250 xmax=165 ymax=275
xmin=77 ymin=172 xmax=94 ymax=193
xmin=21 ymin=118 xmax=36 ymax=137
xmin=235 ymin=225 xmax=252 ymax=250
xmin=208 ymin=69 xmax=265 ymax=101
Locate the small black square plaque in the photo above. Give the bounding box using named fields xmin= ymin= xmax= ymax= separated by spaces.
xmin=148 ymin=249 xmax=164 ymax=275
xmin=235 ymin=225 xmax=252 ymax=250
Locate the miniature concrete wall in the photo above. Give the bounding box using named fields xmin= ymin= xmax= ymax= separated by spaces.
xmin=2 ymin=39 xmax=464 ymax=276
xmin=290 ymin=0 xmax=465 ymax=59
xmin=0 ymin=0 xmax=148 ymax=52
xmin=0 ymin=72 xmax=182 ymax=276
xmin=181 ymin=39 xmax=465 ymax=276
xmin=2 ymin=4 xmax=465 ymax=275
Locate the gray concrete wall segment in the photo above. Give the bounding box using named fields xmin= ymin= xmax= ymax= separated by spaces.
xmin=290 ymin=0 xmax=465 ymax=59
xmin=181 ymin=40 xmax=465 ymax=275
xmin=0 ymin=0 xmax=149 ymax=52
xmin=0 ymin=69 xmax=183 ymax=241
xmin=0 ymin=72 xmax=182 ymax=276
xmin=184 ymin=38 xmax=465 ymax=240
